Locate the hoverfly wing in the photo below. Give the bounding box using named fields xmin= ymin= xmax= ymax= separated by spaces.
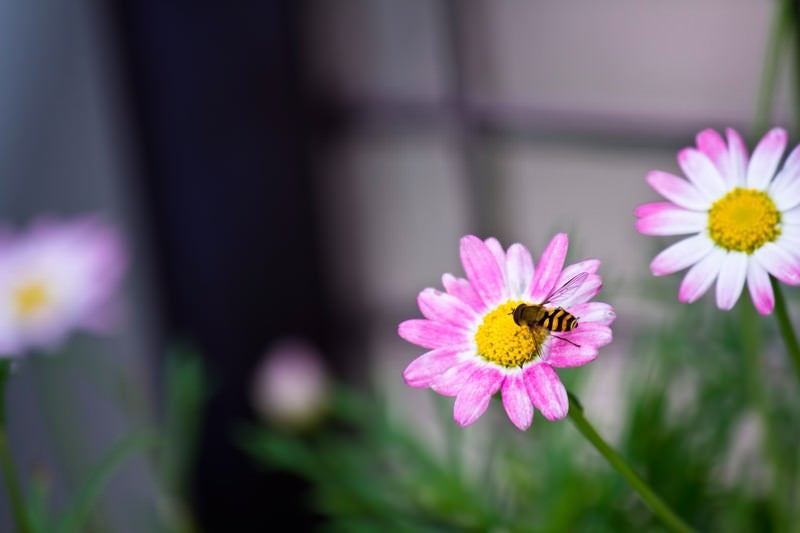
xmin=544 ymin=272 xmax=589 ymax=307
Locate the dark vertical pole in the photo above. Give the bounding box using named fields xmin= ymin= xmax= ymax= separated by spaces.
xmin=110 ymin=2 xmax=328 ymax=530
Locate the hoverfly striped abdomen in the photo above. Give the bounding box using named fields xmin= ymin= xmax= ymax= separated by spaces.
xmin=537 ymin=307 xmax=578 ymax=332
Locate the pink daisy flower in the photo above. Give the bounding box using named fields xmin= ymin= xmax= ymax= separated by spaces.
xmin=0 ymin=215 xmax=127 ymax=356
xmin=398 ymin=234 xmax=615 ymax=430
xmin=636 ymin=127 xmax=800 ymax=315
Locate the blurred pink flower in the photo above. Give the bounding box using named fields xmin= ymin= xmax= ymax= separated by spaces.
xmin=252 ymin=338 xmax=330 ymax=429
xmin=0 ymin=215 xmax=126 ymax=356
xmin=636 ymin=128 xmax=800 ymax=315
xmin=398 ymin=234 xmax=615 ymax=431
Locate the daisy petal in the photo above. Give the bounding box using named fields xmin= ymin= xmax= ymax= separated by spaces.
xmin=747 ymin=260 xmax=774 ymax=315
xmin=561 ymin=323 xmax=613 ymax=347
xmin=485 ymin=237 xmax=506 ymax=269
xmin=785 ymin=207 xmax=800 ymax=225
xmin=650 ymin=234 xmax=715 ymax=276
xmin=567 ymin=302 xmax=616 ymax=326
xmin=754 ymin=242 xmax=800 ymax=286
xmin=558 ymin=259 xmax=600 ymax=283
xmin=502 ymin=371 xmax=533 ymax=430
xmin=715 ymin=252 xmax=748 ymax=310
xmin=403 ymin=346 xmax=468 ymax=388
xmin=636 ymin=207 xmax=707 ymax=236
xmin=557 ymin=274 xmax=602 ymax=308
xmin=418 ymin=288 xmax=479 ymax=328
xmin=726 ymin=128 xmax=748 ymax=186
xmin=747 ymin=128 xmax=787 ymax=190
xmin=678 ymin=248 xmax=725 ymax=303
xmin=678 ymin=148 xmax=727 ymax=199
xmin=546 ymin=344 xmax=598 ymax=368
xmin=634 ymin=201 xmax=679 ymax=218
xmin=442 ymin=273 xmax=486 ymax=314
xmin=506 ymin=243 xmax=534 ymax=300
xmin=398 ymin=319 xmax=470 ymax=349
xmin=432 ymin=359 xmax=482 ymax=397
xmin=524 ymin=364 xmax=568 ymax=421
xmin=453 ymin=365 xmax=503 ymax=427
xmin=460 ymin=235 xmax=506 ymax=307
xmin=530 ymin=233 xmax=568 ymax=302
xmin=646 ymin=170 xmax=709 ymax=210
xmin=769 ymin=154 xmax=800 ymax=211
xmin=696 ymin=128 xmax=732 ymax=181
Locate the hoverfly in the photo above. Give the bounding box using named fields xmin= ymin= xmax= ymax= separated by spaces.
xmin=511 ymin=272 xmax=588 ymax=346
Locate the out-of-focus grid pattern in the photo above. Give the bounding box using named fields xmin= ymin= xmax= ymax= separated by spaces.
xmin=306 ymin=1 xmax=790 ymax=423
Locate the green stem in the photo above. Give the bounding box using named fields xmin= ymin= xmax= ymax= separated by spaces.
xmin=0 ymin=361 xmax=32 ymax=533
xmin=566 ymin=392 xmax=696 ymax=533
xmin=741 ymin=298 xmax=785 ymax=531
xmin=754 ymin=0 xmax=792 ymax=135
xmin=772 ymin=278 xmax=800 ymax=386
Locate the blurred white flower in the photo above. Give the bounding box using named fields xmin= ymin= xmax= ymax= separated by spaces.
xmin=0 ymin=215 xmax=126 ymax=357
xmin=252 ymin=338 xmax=330 ymax=429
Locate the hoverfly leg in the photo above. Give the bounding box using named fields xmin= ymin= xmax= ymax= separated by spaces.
xmin=552 ymin=334 xmax=581 ymax=348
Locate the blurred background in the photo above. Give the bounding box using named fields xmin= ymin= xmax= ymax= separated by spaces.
xmin=0 ymin=1 xmax=793 ymax=531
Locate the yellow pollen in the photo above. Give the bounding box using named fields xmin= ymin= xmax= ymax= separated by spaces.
xmin=13 ymin=281 xmax=50 ymax=320
xmin=474 ymin=301 xmax=548 ymax=368
xmin=707 ymin=187 xmax=781 ymax=254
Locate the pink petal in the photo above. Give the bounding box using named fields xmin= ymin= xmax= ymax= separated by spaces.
xmin=747 ymin=260 xmax=774 ymax=315
xmin=754 ymin=242 xmax=800 ymax=286
xmin=530 ymin=233 xmax=569 ymax=302
xmin=403 ymin=346 xmax=467 ymax=388
xmin=453 ymin=365 xmax=503 ymax=427
xmin=696 ymin=128 xmax=732 ymax=182
xmin=560 ymin=323 xmax=613 ymax=348
xmin=398 ymin=319 xmax=470 ymax=350
xmin=646 ymin=170 xmax=709 ymax=210
xmin=524 ymin=364 xmax=568 ymax=421
xmin=485 ymin=237 xmax=506 ymax=269
xmin=715 ymin=252 xmax=748 ymax=310
xmin=442 ymin=273 xmax=486 ymax=314
xmin=567 ymin=302 xmax=616 ymax=326
xmin=546 ymin=343 xmax=599 ymax=368
xmin=418 ymin=288 xmax=479 ymax=328
xmin=549 ymin=261 xmax=602 ymax=307
xmin=677 ymin=148 xmax=727 ymax=200
xmin=502 ymin=371 xmax=533 ymax=430
xmin=747 ymin=128 xmax=787 ymax=190
xmin=635 ymin=207 xmax=707 ymax=236
xmin=460 ymin=235 xmax=506 ymax=307
xmin=726 ymin=128 xmax=748 ymax=187
xmin=505 ymin=243 xmax=534 ymax=299
xmin=558 ymin=259 xmax=600 ymax=281
xmin=769 ymin=149 xmax=800 ymax=211
xmin=650 ymin=234 xmax=714 ymax=276
xmin=432 ymin=359 xmax=482 ymax=396
xmin=557 ymin=274 xmax=602 ymax=308
xmin=678 ymin=249 xmax=725 ymax=303
xmin=634 ymin=201 xmax=677 ymax=218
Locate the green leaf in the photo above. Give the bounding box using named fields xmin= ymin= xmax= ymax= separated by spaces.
xmin=56 ymin=429 xmax=157 ymax=533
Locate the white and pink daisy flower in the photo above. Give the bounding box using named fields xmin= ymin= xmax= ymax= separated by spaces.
xmin=636 ymin=127 xmax=800 ymax=315
xmin=398 ymin=234 xmax=615 ymax=430
xmin=0 ymin=215 xmax=127 ymax=356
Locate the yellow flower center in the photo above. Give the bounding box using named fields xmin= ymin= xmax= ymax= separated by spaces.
xmin=13 ymin=281 xmax=50 ymax=320
xmin=707 ymin=187 xmax=781 ymax=254
xmin=474 ymin=300 xmax=548 ymax=368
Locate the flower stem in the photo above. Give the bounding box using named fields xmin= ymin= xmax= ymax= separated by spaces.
xmin=566 ymin=392 xmax=696 ymax=533
xmin=0 ymin=361 xmax=32 ymax=533
xmin=754 ymin=0 xmax=792 ymax=135
xmin=772 ymin=278 xmax=800 ymax=385
xmin=741 ymin=296 xmax=785 ymax=530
